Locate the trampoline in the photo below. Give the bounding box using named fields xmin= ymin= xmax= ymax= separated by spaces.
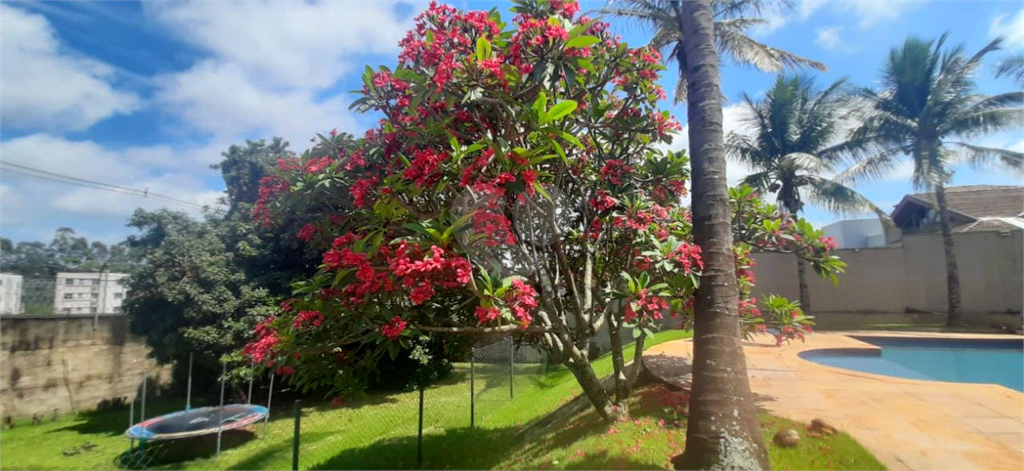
xmin=125 ymin=404 xmax=268 ymax=441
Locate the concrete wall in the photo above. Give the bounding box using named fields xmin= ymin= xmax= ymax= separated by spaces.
xmin=0 ymin=314 xmax=167 ymax=419
xmin=750 ymin=230 xmax=1024 ymax=319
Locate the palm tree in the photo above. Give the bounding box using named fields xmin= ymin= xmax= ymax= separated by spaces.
xmin=727 ymin=75 xmax=885 ymax=313
xmin=840 ymin=35 xmax=1024 ymax=327
xmin=995 ymin=53 xmax=1023 ymax=86
xmin=600 ymin=0 xmax=826 ymax=103
xmin=661 ymin=1 xmax=769 ymax=469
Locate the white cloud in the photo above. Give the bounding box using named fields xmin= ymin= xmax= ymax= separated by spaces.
xmin=990 ymin=8 xmax=1024 ymax=50
xmin=143 ymin=0 xmax=416 ymax=90
xmin=658 ymin=104 xmax=758 ymax=186
xmin=768 ymin=0 xmax=926 ymax=35
xmin=142 ymin=1 xmax=422 ymax=146
xmin=811 ymin=26 xmax=843 ymax=51
xmin=153 ymin=60 xmax=361 ymax=146
xmin=1 ymin=134 xmax=226 ymax=241
xmin=0 ymin=3 xmax=139 ymax=132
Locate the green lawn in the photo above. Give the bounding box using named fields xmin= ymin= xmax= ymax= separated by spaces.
xmin=0 ymin=330 xmax=884 ymax=470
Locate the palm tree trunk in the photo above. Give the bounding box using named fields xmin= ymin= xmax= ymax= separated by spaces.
xmin=796 ymin=255 xmax=812 ymax=313
xmin=673 ymin=1 xmax=770 ymax=469
xmin=934 ymin=184 xmax=963 ymax=327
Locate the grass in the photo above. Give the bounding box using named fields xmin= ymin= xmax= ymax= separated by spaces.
xmin=0 ymin=330 xmax=884 ymax=470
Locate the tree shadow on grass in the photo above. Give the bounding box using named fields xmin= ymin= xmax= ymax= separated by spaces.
xmin=306 ymin=427 xmax=517 ymax=470
xmin=49 ymin=398 xmax=197 ymax=437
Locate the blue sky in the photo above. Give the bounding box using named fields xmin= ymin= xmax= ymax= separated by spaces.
xmin=1 ymin=0 xmax=1022 ymax=245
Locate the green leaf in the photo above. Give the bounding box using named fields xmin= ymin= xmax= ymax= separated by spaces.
xmin=546 ymin=100 xmax=577 ymax=123
xmin=476 ymin=37 xmax=492 ymax=62
xmin=565 ymin=35 xmax=600 ymax=49
xmin=557 ymin=131 xmax=583 ymax=148
xmin=533 ymin=91 xmax=547 ymax=120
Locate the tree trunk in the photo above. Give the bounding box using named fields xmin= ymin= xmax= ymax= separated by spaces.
xmin=562 ymin=356 xmax=613 ymax=420
xmin=795 ymin=255 xmax=811 ymax=313
xmin=674 ymin=1 xmax=770 ymax=469
xmin=608 ymin=313 xmax=630 ymax=404
xmin=934 ymin=184 xmax=963 ymax=327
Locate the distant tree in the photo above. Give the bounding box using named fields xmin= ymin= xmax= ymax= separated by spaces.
xmin=123 ymin=208 xmax=275 ymax=392
xmin=727 ymin=75 xmax=882 ymax=312
xmin=211 ymin=138 xmax=294 ymax=216
xmin=843 ymin=35 xmax=1024 ymax=326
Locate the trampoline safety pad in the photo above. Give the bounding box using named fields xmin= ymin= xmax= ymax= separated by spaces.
xmin=125 ymin=404 xmax=269 ymax=441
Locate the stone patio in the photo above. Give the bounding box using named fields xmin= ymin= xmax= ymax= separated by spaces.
xmin=646 ymin=332 xmax=1024 ymax=471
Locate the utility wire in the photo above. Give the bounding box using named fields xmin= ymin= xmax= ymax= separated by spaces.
xmin=1 ymin=161 xmax=208 ymax=211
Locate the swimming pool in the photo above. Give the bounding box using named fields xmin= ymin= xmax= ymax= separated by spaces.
xmin=799 ymin=336 xmax=1024 ymax=392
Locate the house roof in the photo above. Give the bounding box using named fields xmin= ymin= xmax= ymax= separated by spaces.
xmin=890 ymin=185 xmax=1024 ymax=227
xmin=953 ymin=217 xmax=1024 ymax=233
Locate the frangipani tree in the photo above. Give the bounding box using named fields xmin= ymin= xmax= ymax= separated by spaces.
xmin=245 ymin=0 xmax=841 ymax=418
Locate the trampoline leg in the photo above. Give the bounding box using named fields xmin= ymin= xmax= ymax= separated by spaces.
xmin=217 ymin=361 xmax=226 ymax=456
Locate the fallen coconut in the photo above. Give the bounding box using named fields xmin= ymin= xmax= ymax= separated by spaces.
xmin=773 ymin=428 xmax=800 ymax=447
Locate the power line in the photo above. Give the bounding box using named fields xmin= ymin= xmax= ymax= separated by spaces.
xmin=1 ymin=161 xmax=208 ymax=210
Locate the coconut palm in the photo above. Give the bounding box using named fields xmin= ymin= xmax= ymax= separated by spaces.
xmin=600 ymin=0 xmax=826 ymax=103
xmin=840 ymin=34 xmax=1024 ymax=326
xmin=995 ymin=52 xmax=1023 ymax=86
xmin=727 ymin=75 xmax=885 ymax=312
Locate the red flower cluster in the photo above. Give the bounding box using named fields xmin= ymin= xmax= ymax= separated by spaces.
xmin=668 ymin=242 xmax=703 ymax=274
xmin=380 ymin=315 xmax=408 ymax=340
xmin=296 ymin=223 xmax=318 ymax=242
xmin=388 ymin=243 xmax=472 ymax=305
xmin=403 ymin=149 xmax=448 ymax=187
xmin=350 ymin=176 xmax=378 ymax=209
xmin=474 ymin=305 xmax=501 ymax=324
xmin=253 ymin=175 xmax=290 ymax=227
xmin=589 ymin=190 xmax=617 ymax=212
xmin=293 ymin=310 xmax=325 ymax=329
xmin=624 ymin=288 xmax=668 ymax=323
xmin=738 ymin=298 xmax=762 ymax=319
xmin=303 ymin=156 xmax=333 ymax=174
xmin=600 ymin=159 xmax=631 ymax=185
xmin=243 ymin=317 xmax=280 ymax=364
xmin=506 ymin=279 xmax=538 ymax=326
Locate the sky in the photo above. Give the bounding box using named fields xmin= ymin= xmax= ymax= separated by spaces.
xmin=1 ymin=0 xmax=1022 ymax=245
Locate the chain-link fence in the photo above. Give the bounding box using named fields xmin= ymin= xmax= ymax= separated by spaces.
xmin=4 ymin=337 xmax=550 ymax=470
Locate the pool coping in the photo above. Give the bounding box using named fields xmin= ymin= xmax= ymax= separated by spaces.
xmin=647 ymin=331 xmax=1024 ymax=471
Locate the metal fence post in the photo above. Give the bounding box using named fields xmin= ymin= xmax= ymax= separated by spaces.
xmin=417 ymin=370 xmax=425 ymax=469
xmin=292 ymin=399 xmax=301 ymax=471
xmin=509 ymin=339 xmax=514 ymax=400
xmin=217 ymin=361 xmax=226 ymax=456
xmin=470 ymin=347 xmax=475 ymax=429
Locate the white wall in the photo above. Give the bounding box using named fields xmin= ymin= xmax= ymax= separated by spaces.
xmin=821 ymin=219 xmax=889 ymax=249
xmin=0 ymin=274 xmax=24 ymax=315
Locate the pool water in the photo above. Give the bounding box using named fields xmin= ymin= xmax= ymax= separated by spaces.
xmin=800 ymin=337 xmax=1024 ymax=392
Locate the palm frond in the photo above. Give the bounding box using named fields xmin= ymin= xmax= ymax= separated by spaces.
xmin=995 ymin=53 xmax=1024 ymax=85
xmin=833 ymin=145 xmax=910 ymax=186
xmin=945 ymin=107 xmax=1024 ymax=138
xmin=803 ymin=175 xmax=888 ymax=217
xmin=951 ymin=142 xmax=1024 ymax=172
xmin=716 ymin=27 xmax=827 ymax=72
